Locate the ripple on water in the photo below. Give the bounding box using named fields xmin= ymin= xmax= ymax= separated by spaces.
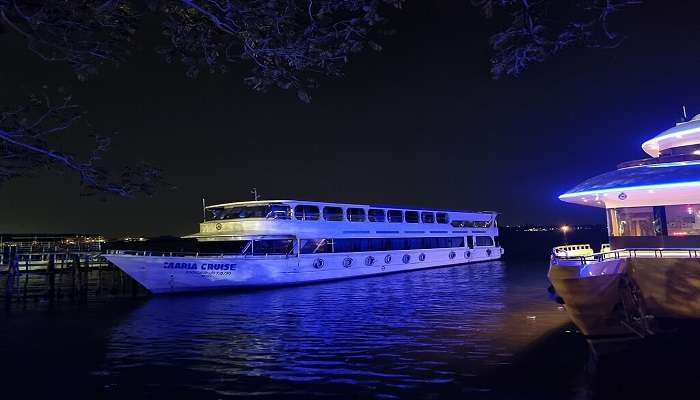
xmin=86 ymin=261 xmax=571 ymax=398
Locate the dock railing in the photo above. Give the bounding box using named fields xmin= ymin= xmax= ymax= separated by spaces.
xmin=552 ymin=247 xmax=700 ymax=266
xmin=1 ymin=250 xmax=108 ymax=273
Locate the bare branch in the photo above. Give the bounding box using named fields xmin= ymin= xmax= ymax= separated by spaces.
xmin=0 ymin=90 xmax=165 ymax=198
xmin=474 ymin=0 xmax=643 ymax=78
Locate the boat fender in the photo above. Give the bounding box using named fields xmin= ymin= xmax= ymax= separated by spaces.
xmin=486 ymin=249 xmax=492 ymax=256
xmin=419 ymin=253 xmax=426 ymax=262
xmin=402 ymin=254 xmax=411 ymax=264
xmin=449 ymin=251 xmax=456 ymax=260
xmin=365 ymin=256 xmax=375 ymax=266
xmin=465 ymin=251 xmax=471 ymax=259
xmin=313 ymin=258 xmax=325 ymax=269
xmin=384 ymin=255 xmax=392 ymax=264
xmin=343 ymin=257 xmax=353 ymax=268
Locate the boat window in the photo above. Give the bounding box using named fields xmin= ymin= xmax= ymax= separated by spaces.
xmin=405 ymin=211 xmax=420 ymax=223
xmin=253 ymin=239 xmax=294 ymax=255
xmin=334 ymin=238 xmax=370 ymax=252
xmin=368 ymin=209 xmax=386 ymax=222
xmin=206 ymin=205 xmax=285 ymax=221
xmin=607 ymin=207 xmax=656 ymax=237
xmin=475 ymin=236 xmax=494 ymax=247
xmin=267 ymin=204 xmax=291 ymax=219
xmin=388 ymin=210 xmax=403 ymax=223
xmin=329 ymin=237 xmax=466 ymax=253
xmin=294 ymin=205 xmax=320 ymax=221
xmin=323 ymin=206 xmax=344 ymax=221
xmin=450 ymin=220 xmax=475 ymax=228
xmin=300 ymin=239 xmax=333 ymax=254
xmin=196 ymin=240 xmax=250 ymax=254
xmin=347 ymin=208 xmax=366 ymax=222
xmin=436 ymin=213 xmax=449 ymax=224
xmin=664 ymin=204 xmax=700 ymax=236
xmin=421 ymin=212 xmax=435 ymax=223
xmin=473 ymin=221 xmax=491 ymax=228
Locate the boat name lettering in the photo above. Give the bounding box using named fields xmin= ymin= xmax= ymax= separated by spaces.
xmin=200 ymin=263 xmax=236 ymax=271
xmin=163 ymin=262 xmax=236 ymax=271
xmin=163 ymin=262 xmax=197 ymax=270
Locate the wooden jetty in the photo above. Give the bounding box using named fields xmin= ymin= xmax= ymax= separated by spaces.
xmin=0 ymin=234 xmax=108 ymax=273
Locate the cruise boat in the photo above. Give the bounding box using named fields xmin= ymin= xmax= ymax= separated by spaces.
xmin=549 ymin=114 xmax=700 ymax=341
xmin=105 ymin=200 xmax=503 ymax=293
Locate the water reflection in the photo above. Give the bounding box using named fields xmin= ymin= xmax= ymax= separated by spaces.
xmin=99 ymin=262 xmax=571 ymax=398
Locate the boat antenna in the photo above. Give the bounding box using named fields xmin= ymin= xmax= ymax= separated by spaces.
xmin=683 ymin=105 xmax=688 ymax=122
xmin=251 ymin=188 xmax=260 ymax=201
xmin=202 ymin=198 xmax=206 ymax=221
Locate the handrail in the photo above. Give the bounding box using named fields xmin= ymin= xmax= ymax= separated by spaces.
xmin=552 ymin=247 xmax=700 ymax=266
xmin=105 ymin=249 xmax=290 ymax=258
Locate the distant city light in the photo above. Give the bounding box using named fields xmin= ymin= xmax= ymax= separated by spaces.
xmin=560 ymin=225 xmax=570 ymax=233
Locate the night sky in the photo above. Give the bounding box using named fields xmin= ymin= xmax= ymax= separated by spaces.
xmin=2 ymin=1 xmax=700 ymax=237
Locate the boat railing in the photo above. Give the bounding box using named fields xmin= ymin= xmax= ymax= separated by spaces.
xmin=105 ymin=249 xmax=290 ymax=258
xmin=552 ymin=247 xmax=700 ymax=265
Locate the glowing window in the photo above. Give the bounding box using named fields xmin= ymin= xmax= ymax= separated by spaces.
xmin=405 ymin=211 xmax=420 ymax=223
xmin=347 ymin=208 xmax=366 ymax=222
xmin=294 ymin=205 xmax=320 ymax=221
xmin=368 ymin=209 xmax=386 ymax=222
xmin=323 ymin=206 xmax=344 ymax=221
xmin=388 ymin=210 xmax=403 ymax=223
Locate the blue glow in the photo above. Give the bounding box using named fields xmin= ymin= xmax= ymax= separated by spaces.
xmin=559 ymin=180 xmax=700 ymax=199
xmin=623 ymin=160 xmax=700 ymax=169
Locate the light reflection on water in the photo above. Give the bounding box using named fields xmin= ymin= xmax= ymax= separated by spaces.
xmin=96 ymin=261 xmax=572 ymax=398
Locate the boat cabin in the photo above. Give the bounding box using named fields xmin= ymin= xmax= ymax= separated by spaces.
xmin=183 ymin=200 xmax=500 ymax=256
xmin=560 ymin=115 xmax=700 ymax=249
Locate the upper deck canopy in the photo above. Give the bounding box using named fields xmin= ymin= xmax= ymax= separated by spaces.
xmin=205 ymin=199 xmax=494 ymax=216
xmin=642 ymin=115 xmax=700 ymax=158
xmin=562 ymin=115 xmax=700 ymax=208
xmin=559 ymin=161 xmax=700 ymax=208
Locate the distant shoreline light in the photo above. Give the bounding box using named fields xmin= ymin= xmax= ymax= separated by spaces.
xmin=559 ymin=180 xmax=700 ymax=200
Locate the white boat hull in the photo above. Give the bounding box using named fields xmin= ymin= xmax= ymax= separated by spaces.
xmin=105 ymin=247 xmax=503 ymax=293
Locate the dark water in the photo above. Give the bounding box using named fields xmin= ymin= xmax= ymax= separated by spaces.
xmin=2 ymin=230 xmax=700 ymax=399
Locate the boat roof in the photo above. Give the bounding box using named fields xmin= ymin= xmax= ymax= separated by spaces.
xmin=559 ymin=161 xmax=700 ymax=208
xmin=205 ymin=200 xmax=495 ymax=216
xmin=642 ymin=115 xmax=700 ymax=157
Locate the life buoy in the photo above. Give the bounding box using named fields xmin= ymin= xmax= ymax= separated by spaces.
xmin=418 ymin=253 xmax=426 ymax=262
xmin=343 ymin=257 xmax=353 ymax=268
xmin=313 ymin=258 xmax=325 ymax=269
xmin=402 ymin=254 xmax=411 ymax=264
xmin=365 ymin=256 xmax=375 ymax=266
xmin=465 ymin=251 xmax=471 ymax=259
xmin=449 ymin=251 xmax=456 ymax=260
xmin=384 ymin=255 xmax=392 ymax=264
